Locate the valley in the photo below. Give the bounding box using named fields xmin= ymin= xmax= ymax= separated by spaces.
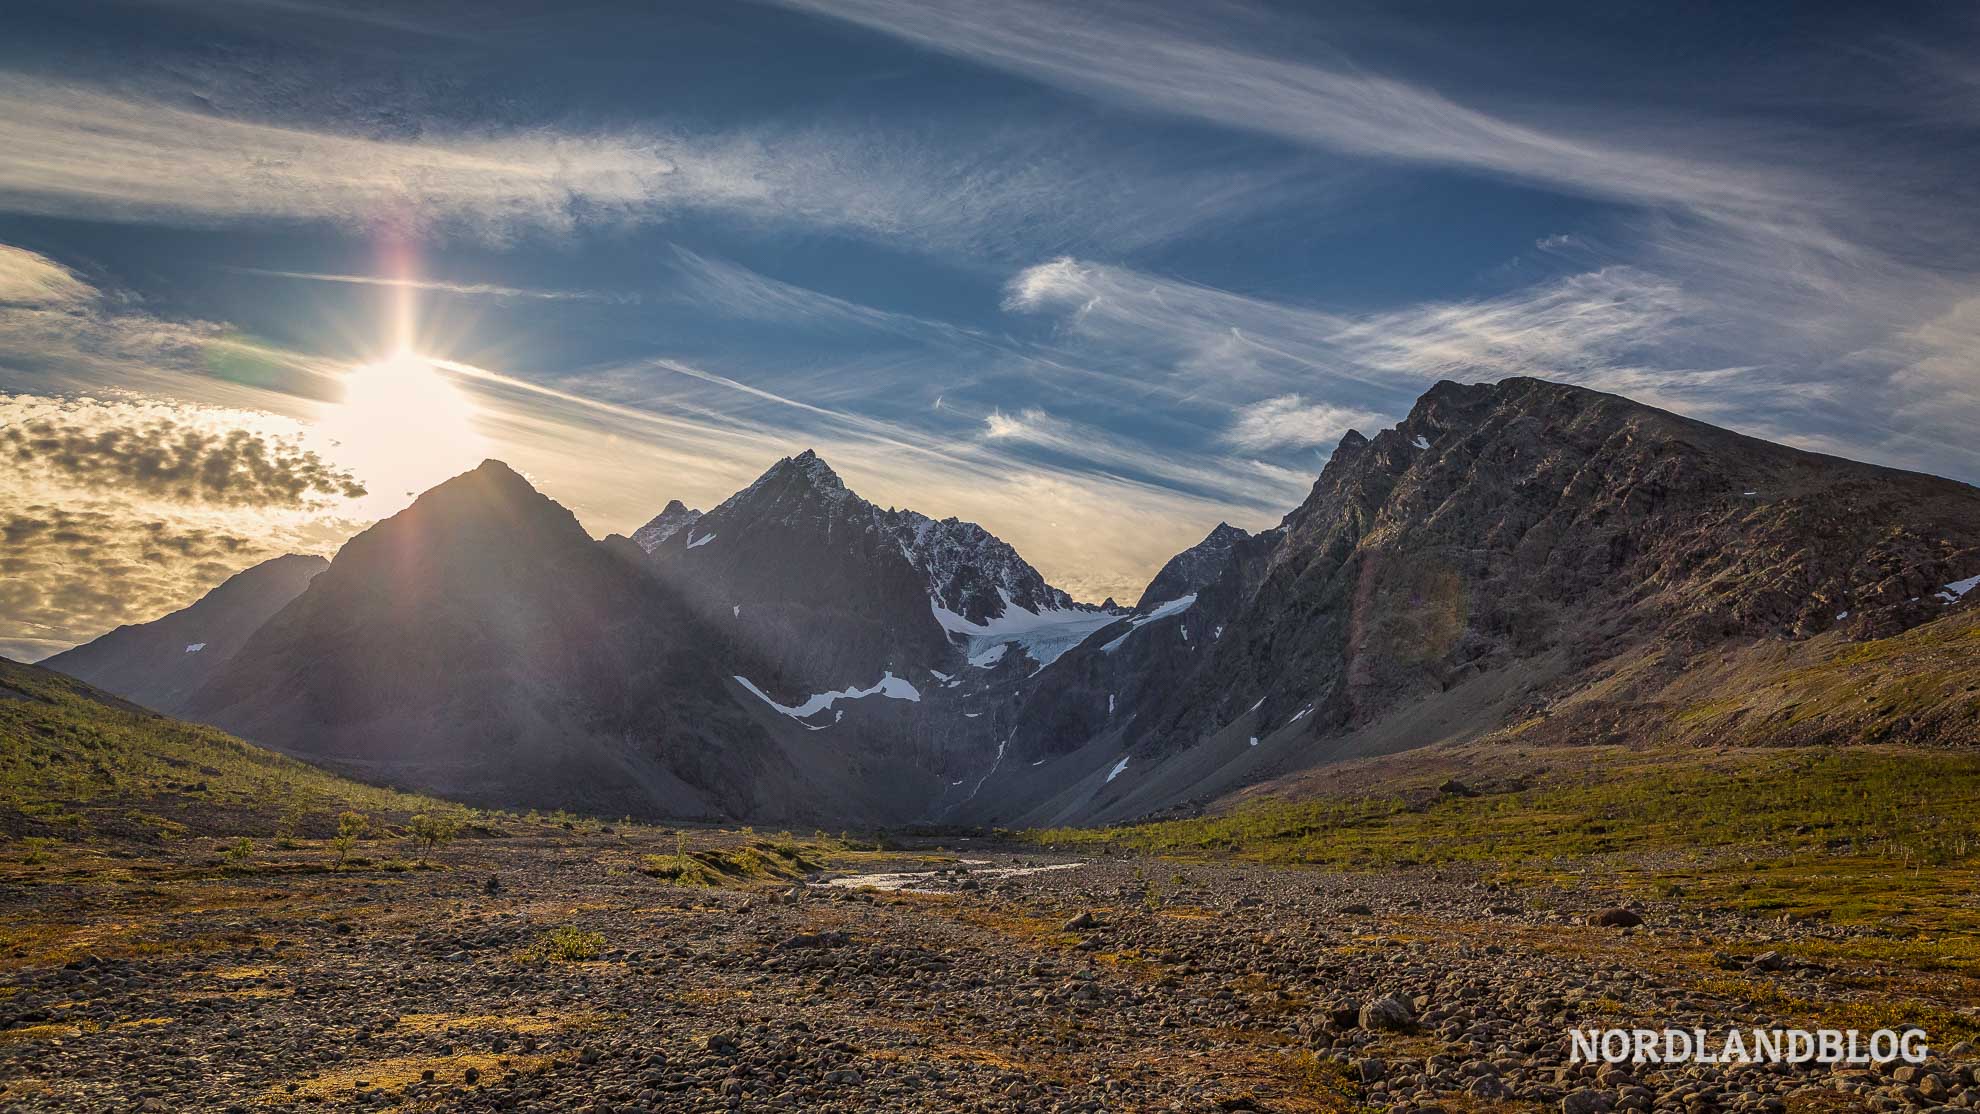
xmin=4 ymin=775 xmax=1977 ymax=1113
xmin=8 ymin=376 xmax=1980 ymax=1112
xmin=4 ymin=661 xmax=1978 ymax=1112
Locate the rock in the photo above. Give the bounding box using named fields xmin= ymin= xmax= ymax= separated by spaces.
xmin=1339 ymin=903 xmax=1373 ymax=915
xmin=1359 ymin=995 xmax=1413 ymax=1032
xmin=1439 ymin=779 xmax=1479 ymax=797
xmin=1563 ymin=1090 xmax=1614 ymax=1114
xmin=1588 ymin=908 xmax=1644 ymax=928
xmin=1063 ymin=911 xmax=1098 ymax=931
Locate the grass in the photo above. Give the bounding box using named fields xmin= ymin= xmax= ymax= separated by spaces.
xmin=519 ymin=926 xmax=605 ymax=963
xmin=636 ymin=837 xmax=824 ymax=886
xmin=1031 ymin=747 xmax=1980 ymax=870
xmin=277 ymin=1051 xmax=554 ymax=1101
xmin=1027 ymin=745 xmax=1980 ymax=944
xmin=1673 ymin=610 xmax=1980 ymax=746
xmin=0 ymin=658 xmax=472 ymax=839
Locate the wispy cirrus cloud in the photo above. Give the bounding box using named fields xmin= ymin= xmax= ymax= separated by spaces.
xmin=1223 ymin=395 xmax=1386 ymax=452
xmin=778 ymin=0 xmax=1820 ymax=224
xmin=230 ymin=268 xmax=634 ymax=304
xmin=0 ymin=77 xmax=769 ymax=237
xmin=0 ymin=73 xmax=1319 ymax=257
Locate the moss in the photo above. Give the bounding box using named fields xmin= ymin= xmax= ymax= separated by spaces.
xmin=635 ymin=839 xmax=825 ymax=887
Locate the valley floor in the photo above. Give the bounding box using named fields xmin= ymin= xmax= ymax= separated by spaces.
xmin=2 ymin=826 xmax=1977 ymax=1113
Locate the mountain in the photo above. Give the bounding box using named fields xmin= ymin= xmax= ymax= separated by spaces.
xmin=47 ymin=378 xmax=1980 ymax=829
xmin=181 ymin=460 xmax=931 ymax=823
xmin=631 ymin=499 xmax=701 ymax=552
xmin=645 ymin=449 xmax=1114 ymax=695
xmin=42 ymin=553 xmax=326 ymax=711
xmin=1134 ymin=521 xmax=1249 ymax=610
xmin=957 ymin=377 xmax=1980 ymax=825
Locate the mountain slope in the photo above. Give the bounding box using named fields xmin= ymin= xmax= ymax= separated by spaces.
xmin=962 ymin=377 xmax=1980 ymax=824
xmin=1 ymin=656 xmax=452 ymax=839
xmin=182 ymin=460 xmax=925 ymax=823
xmin=42 ymin=553 xmax=327 ymax=712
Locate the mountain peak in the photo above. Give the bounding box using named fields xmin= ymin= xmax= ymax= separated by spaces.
xmin=1136 ymin=519 xmax=1252 ymax=610
xmin=631 ymin=499 xmax=705 ymax=553
xmin=786 ymin=449 xmax=846 ymax=492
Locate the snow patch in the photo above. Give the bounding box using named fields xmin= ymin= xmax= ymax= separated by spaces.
xmin=686 ymin=531 xmax=716 ymax=549
xmin=1248 ymin=736 xmax=1259 ymax=747
xmin=959 ymin=738 xmax=1009 ymax=805
xmin=183 ymin=642 xmax=206 ymax=653
xmin=733 ymin=671 xmax=921 ymax=723
xmin=1105 ymin=755 xmax=1130 ymax=783
xmin=968 ymin=643 xmax=1008 ymax=668
xmin=1412 ymin=434 xmax=1430 ymax=450
xmin=1937 ymin=574 xmax=1980 ymax=603
xmin=1100 ymin=593 xmax=1198 ymax=654
xmin=934 ymin=590 xmax=1125 ymax=670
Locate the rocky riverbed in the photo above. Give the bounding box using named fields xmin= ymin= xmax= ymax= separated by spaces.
xmin=2 ymin=829 xmax=1975 ymax=1112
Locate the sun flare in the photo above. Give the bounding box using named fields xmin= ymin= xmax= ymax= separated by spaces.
xmin=321 ymin=350 xmax=484 ymax=505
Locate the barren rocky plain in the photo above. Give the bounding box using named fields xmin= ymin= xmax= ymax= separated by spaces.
xmin=4 ymin=820 xmax=1978 ymax=1114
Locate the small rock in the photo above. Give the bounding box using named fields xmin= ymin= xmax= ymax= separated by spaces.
xmin=1589 ymin=907 xmax=1644 ymax=928
xmin=1359 ymin=995 xmax=1413 ymax=1032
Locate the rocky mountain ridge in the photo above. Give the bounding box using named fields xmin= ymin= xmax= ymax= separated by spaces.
xmin=38 ymin=378 xmax=1980 ymax=826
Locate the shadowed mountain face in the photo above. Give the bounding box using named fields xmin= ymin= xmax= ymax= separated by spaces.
xmin=181 ymin=461 xmax=813 ymax=821
xmin=644 ymin=449 xmax=1102 ymax=700
xmin=42 ymin=553 xmax=326 ymax=711
xmin=42 ymin=379 xmax=1980 ymax=826
xmin=1134 ymin=522 xmax=1249 ymax=611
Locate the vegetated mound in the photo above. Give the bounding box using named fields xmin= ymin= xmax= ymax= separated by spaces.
xmin=0 ymin=656 xmax=461 ymax=841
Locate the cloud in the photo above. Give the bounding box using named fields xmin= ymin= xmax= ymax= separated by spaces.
xmin=0 ymin=74 xmax=1315 ymax=256
xmin=1224 ymin=395 xmax=1384 ymax=450
xmin=779 ymin=0 xmax=1818 ymax=224
xmin=0 ymin=395 xmax=365 ymax=506
xmin=231 ymin=268 xmax=633 ymax=303
xmin=0 ymin=76 xmax=775 ymax=237
xmin=0 ymin=504 xmax=262 ymax=663
xmin=0 ymin=244 xmax=95 ymax=306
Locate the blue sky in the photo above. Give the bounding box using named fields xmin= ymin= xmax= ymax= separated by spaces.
xmin=4 ymin=0 xmax=1979 ymax=659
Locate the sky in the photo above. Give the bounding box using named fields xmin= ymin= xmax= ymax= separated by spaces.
xmin=4 ymin=0 xmax=1980 ymax=661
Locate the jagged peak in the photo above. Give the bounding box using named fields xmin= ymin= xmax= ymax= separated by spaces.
xmin=786 ymin=448 xmax=847 ymax=492
xmin=632 ymin=499 xmax=704 ymax=552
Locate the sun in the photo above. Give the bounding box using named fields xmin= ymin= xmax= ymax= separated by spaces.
xmin=321 ymin=350 xmax=484 ymax=505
